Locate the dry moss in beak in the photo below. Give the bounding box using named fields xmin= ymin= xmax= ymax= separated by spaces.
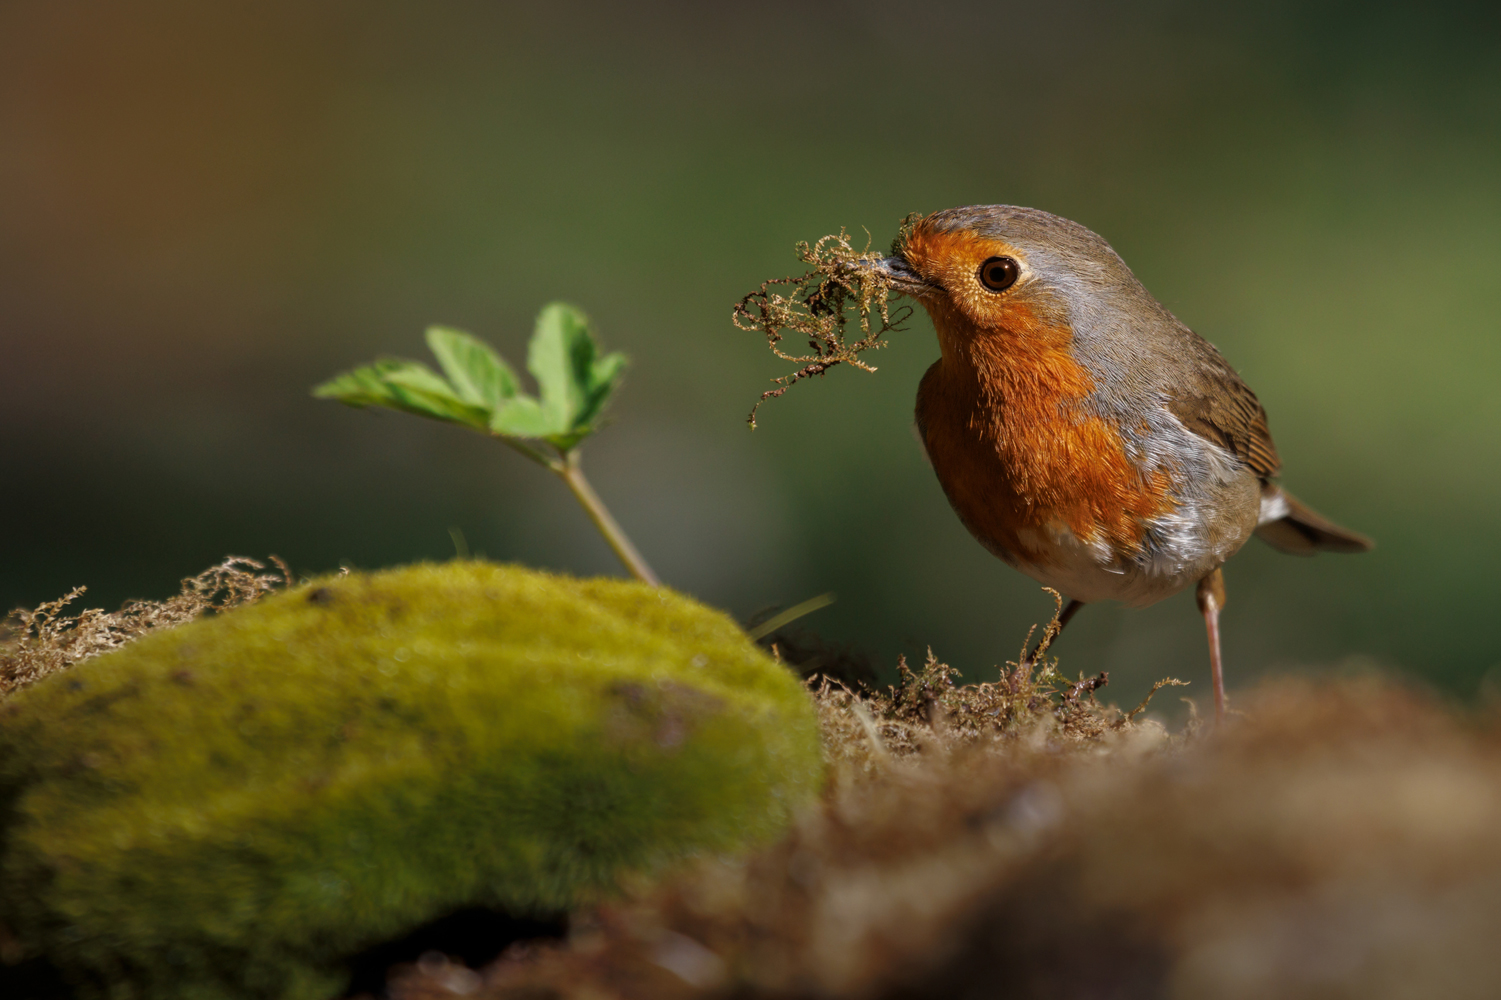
xmin=734 ymin=218 xmax=921 ymax=428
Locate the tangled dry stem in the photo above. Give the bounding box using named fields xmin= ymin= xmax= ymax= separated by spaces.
xmin=734 ymin=221 xmax=920 ymax=427
xmin=0 ymin=556 xmax=290 ymax=700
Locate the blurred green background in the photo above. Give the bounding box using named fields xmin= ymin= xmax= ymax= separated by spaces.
xmin=3 ymin=1 xmax=1498 ymax=709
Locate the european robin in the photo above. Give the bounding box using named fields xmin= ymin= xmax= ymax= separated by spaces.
xmin=872 ymin=206 xmax=1372 ymax=720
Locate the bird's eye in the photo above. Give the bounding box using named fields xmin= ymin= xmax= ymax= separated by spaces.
xmin=978 ymin=256 xmax=1020 ymax=292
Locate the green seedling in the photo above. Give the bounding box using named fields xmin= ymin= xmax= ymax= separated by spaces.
xmin=314 ymin=303 xmax=658 ymax=585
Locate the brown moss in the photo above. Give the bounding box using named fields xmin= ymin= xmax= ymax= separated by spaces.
xmin=0 ymin=556 xmax=289 ymax=701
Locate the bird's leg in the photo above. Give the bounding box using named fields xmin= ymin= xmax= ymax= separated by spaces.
xmin=1196 ymin=568 xmax=1228 ymax=723
xmin=1016 ymin=599 xmax=1084 ymax=689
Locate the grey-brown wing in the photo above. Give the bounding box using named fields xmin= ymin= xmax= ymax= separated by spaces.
xmin=1164 ymin=333 xmax=1372 ymax=555
xmin=1165 ymin=344 xmax=1281 ymax=480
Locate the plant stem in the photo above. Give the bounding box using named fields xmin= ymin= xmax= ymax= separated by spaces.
xmin=556 ymin=451 xmax=660 ymax=587
xmin=497 ymin=436 xmax=558 ymax=471
xmin=747 ymin=592 xmax=836 ymax=641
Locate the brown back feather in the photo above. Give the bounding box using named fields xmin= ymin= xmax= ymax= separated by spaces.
xmin=1166 ymin=350 xmax=1281 ymax=479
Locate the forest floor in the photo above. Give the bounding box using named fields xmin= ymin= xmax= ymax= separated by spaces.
xmin=6 ymin=568 xmax=1499 ymax=1000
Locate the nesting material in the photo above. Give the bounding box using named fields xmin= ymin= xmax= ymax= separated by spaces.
xmin=734 ymin=219 xmax=920 ymax=427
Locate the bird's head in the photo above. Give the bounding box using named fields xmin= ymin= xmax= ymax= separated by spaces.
xmin=873 ymin=206 xmax=1150 ymax=356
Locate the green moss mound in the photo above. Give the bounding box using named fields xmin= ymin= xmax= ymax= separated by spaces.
xmin=0 ymin=562 xmax=823 ymax=1000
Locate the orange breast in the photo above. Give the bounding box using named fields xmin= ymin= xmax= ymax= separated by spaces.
xmin=916 ymin=299 xmax=1173 ymax=566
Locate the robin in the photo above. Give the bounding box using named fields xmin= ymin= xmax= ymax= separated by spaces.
xmin=871 ymin=206 xmax=1372 ymax=720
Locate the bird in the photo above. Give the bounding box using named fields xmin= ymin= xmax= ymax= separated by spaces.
xmin=871 ymin=205 xmax=1372 ymax=720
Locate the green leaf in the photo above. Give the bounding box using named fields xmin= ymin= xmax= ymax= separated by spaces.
xmin=382 ymin=362 xmax=491 ymax=429
xmin=425 ymin=326 xmax=521 ymax=409
xmin=313 ymin=359 xmax=489 ymax=429
xmin=379 ymin=360 xmax=456 ymax=398
xmin=488 ymin=396 xmax=555 ymax=438
xmin=526 ymin=302 xmax=628 ymax=447
xmin=312 ymin=367 xmax=403 ymax=409
xmin=575 ymin=350 xmax=628 ymax=432
xmin=528 ymin=303 xmax=592 ymax=434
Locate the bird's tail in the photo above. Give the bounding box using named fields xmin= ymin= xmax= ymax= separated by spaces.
xmin=1255 ymin=486 xmax=1373 ymax=555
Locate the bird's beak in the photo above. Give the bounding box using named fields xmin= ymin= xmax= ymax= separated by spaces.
xmin=866 ymin=255 xmax=938 ymax=300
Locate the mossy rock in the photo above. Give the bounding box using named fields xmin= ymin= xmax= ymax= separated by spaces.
xmin=0 ymin=562 xmax=823 ymax=1000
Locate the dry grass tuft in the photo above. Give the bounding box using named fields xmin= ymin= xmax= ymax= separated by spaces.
xmin=733 ymin=220 xmax=919 ymax=428
xmin=811 ymin=590 xmax=1182 ymax=771
xmin=811 ymin=647 xmax=1164 ymax=770
xmin=0 ymin=557 xmax=290 ymax=700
